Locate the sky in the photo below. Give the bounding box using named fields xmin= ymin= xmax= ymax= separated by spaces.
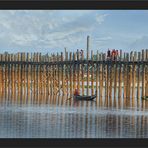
xmin=0 ymin=10 xmax=148 ymax=54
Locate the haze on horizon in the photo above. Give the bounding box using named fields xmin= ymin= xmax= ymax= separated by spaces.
xmin=0 ymin=10 xmax=148 ymax=54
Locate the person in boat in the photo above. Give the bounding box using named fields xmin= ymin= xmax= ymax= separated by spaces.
xmin=74 ymin=89 xmax=80 ymax=96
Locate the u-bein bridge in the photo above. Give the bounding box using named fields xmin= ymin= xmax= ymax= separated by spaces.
xmin=0 ymin=46 xmax=148 ymax=108
xmin=0 ymin=49 xmax=148 ymax=107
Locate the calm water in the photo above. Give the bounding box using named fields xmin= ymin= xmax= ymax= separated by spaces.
xmin=0 ymin=97 xmax=148 ymax=138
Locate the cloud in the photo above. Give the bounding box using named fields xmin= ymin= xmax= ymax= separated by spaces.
xmin=95 ymin=36 xmax=112 ymax=42
xmin=0 ymin=10 xmax=109 ymax=53
xmin=96 ymin=14 xmax=109 ymax=24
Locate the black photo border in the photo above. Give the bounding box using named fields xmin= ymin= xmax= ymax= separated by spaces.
xmin=0 ymin=0 xmax=148 ymax=148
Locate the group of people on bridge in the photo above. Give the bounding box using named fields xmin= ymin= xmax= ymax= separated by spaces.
xmin=107 ymin=49 xmax=119 ymax=61
xmin=75 ymin=49 xmax=119 ymax=61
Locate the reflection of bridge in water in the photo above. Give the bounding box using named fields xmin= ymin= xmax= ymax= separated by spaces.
xmin=0 ymin=47 xmax=148 ymax=108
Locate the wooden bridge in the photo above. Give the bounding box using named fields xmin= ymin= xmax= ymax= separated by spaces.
xmin=0 ymin=47 xmax=148 ymax=108
xmin=0 ymin=50 xmax=148 ymax=106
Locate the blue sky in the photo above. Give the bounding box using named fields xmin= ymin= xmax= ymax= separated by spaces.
xmin=0 ymin=10 xmax=148 ymax=54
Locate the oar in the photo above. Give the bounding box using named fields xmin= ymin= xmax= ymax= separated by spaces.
xmin=65 ymin=96 xmax=73 ymax=101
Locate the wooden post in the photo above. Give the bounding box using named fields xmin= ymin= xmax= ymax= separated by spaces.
xmin=30 ymin=53 xmax=33 ymax=102
xmin=57 ymin=53 xmax=60 ymax=97
xmin=77 ymin=50 xmax=80 ymax=94
xmin=61 ymin=52 xmax=65 ymax=96
xmin=91 ymin=50 xmax=94 ymax=96
xmin=17 ymin=53 xmax=21 ymax=96
xmin=145 ymin=49 xmax=148 ymax=97
xmin=114 ymin=59 xmax=118 ymax=108
xmin=142 ymin=50 xmax=146 ymax=109
xmin=118 ymin=50 xmax=122 ymax=108
xmin=73 ymin=52 xmax=76 ymax=92
xmin=36 ymin=53 xmax=39 ymax=96
xmin=0 ymin=55 xmax=1 ymax=92
xmin=99 ymin=54 xmax=103 ymax=106
xmin=24 ymin=53 xmax=26 ymax=102
xmin=137 ymin=52 xmax=141 ymax=108
xmin=65 ymin=51 xmax=69 ymax=97
xmin=4 ymin=53 xmax=7 ymax=94
xmin=142 ymin=50 xmax=146 ymax=97
xmin=104 ymin=54 xmax=108 ymax=107
xmin=70 ymin=52 xmax=73 ymax=96
xmin=106 ymin=57 xmax=109 ymax=107
xmin=132 ymin=52 xmax=137 ymax=107
xmin=109 ymin=61 xmax=113 ymax=107
xmin=33 ymin=53 xmax=36 ymax=102
xmin=96 ymin=50 xmax=99 ymax=104
xmin=87 ymin=36 xmax=90 ymax=61
xmin=126 ymin=53 xmax=131 ymax=107
xmin=87 ymin=52 xmax=90 ymax=96
xmin=26 ymin=53 xmax=29 ymax=94
xmin=7 ymin=54 xmax=11 ymax=96
xmin=1 ymin=54 xmax=4 ymax=93
xmin=46 ymin=64 xmax=49 ymax=96
xmin=11 ymin=54 xmax=15 ymax=94
xmin=122 ymin=54 xmax=126 ymax=104
xmin=81 ymin=50 xmax=84 ymax=96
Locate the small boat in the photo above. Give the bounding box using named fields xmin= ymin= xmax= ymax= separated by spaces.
xmin=74 ymin=91 xmax=97 ymax=101
xmin=142 ymin=96 xmax=148 ymax=100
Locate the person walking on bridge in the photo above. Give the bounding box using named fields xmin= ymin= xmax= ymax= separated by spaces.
xmin=111 ymin=49 xmax=116 ymax=61
xmin=107 ymin=48 xmax=111 ymax=60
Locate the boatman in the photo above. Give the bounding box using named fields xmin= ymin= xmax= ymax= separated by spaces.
xmin=74 ymin=89 xmax=80 ymax=96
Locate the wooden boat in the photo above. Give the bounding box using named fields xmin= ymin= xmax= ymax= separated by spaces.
xmin=74 ymin=91 xmax=97 ymax=101
xmin=142 ymin=96 xmax=148 ymax=100
xmin=74 ymin=95 xmax=96 ymax=101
